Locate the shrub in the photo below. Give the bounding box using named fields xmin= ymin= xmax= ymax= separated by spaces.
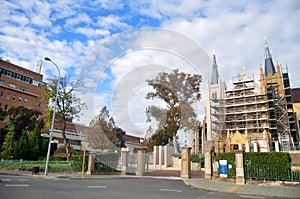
xmin=71 ymin=155 xmax=88 ymax=171
xmin=190 ymin=154 xmax=200 ymax=163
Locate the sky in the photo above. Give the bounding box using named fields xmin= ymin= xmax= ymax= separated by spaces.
xmin=1 ymin=0 xmax=300 ymax=143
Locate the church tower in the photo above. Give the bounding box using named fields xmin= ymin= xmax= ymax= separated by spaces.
xmin=260 ymin=39 xmax=297 ymax=150
xmin=205 ymin=53 xmax=226 ymax=147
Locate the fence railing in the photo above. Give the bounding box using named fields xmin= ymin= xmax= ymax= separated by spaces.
xmin=244 ymin=163 xmax=300 ymax=182
xmin=0 ymin=159 xmax=72 ymax=171
xmin=212 ymin=159 xmax=300 ymax=182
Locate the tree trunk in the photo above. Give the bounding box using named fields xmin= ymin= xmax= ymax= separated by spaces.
xmin=65 ymin=143 xmax=71 ymax=161
xmin=62 ymin=121 xmax=72 ymax=161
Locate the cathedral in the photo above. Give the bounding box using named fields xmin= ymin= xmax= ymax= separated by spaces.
xmin=198 ymin=41 xmax=300 ymax=153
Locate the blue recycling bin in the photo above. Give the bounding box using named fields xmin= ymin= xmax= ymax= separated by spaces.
xmin=219 ymin=160 xmax=228 ymax=178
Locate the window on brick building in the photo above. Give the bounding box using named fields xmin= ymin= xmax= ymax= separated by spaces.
xmin=9 ymin=84 xmax=16 ymax=89
xmin=12 ymin=95 xmax=16 ymax=101
xmin=21 ymin=86 xmax=27 ymax=92
xmin=0 ymin=80 xmax=4 ymax=85
xmin=24 ymin=98 xmax=28 ymax=104
xmin=18 ymin=97 xmax=22 ymax=102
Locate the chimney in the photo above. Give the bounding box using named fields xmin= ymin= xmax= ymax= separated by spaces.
xmin=36 ymin=60 xmax=42 ymax=74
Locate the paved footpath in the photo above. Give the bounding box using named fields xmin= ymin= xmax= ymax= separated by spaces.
xmin=184 ymin=178 xmax=300 ymax=199
xmin=1 ymin=169 xmax=300 ymax=198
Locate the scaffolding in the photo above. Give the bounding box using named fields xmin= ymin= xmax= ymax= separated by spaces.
xmin=265 ymin=65 xmax=296 ymax=150
xmin=224 ymin=73 xmax=269 ymax=135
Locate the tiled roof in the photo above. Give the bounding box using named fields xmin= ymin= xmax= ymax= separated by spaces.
xmin=122 ymin=134 xmax=141 ymax=143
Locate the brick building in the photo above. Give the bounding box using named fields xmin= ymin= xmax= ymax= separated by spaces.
xmin=0 ymin=59 xmax=45 ymax=130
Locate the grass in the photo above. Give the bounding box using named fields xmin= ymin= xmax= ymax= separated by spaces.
xmin=0 ymin=159 xmax=72 ymax=170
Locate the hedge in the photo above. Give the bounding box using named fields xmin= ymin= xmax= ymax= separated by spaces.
xmin=213 ymin=152 xmax=293 ymax=181
xmin=71 ymin=155 xmax=89 ymax=171
xmin=244 ymin=152 xmax=291 ymax=180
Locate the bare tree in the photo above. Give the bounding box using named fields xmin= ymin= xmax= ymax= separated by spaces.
xmin=44 ymin=75 xmax=86 ymax=160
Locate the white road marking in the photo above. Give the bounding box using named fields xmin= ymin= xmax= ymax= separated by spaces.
xmin=1 ymin=179 xmax=11 ymax=182
xmin=159 ymin=188 xmax=182 ymax=193
xmin=5 ymin=184 xmax=29 ymax=187
xmin=18 ymin=179 xmax=28 ymax=181
xmin=86 ymin=185 xmax=107 ymax=188
xmin=240 ymin=196 xmax=265 ymax=199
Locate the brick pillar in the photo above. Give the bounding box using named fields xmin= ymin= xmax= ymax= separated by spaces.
xmin=121 ymin=148 xmax=129 ymax=175
xmin=235 ymin=150 xmax=245 ymax=185
xmin=204 ymin=150 xmax=212 ymax=179
xmin=180 ymin=146 xmax=192 ymax=179
xmin=136 ymin=147 xmax=146 ymax=176
xmin=86 ymin=153 xmax=94 ymax=175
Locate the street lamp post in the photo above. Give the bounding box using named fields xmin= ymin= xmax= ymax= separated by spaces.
xmin=44 ymin=57 xmax=61 ymax=175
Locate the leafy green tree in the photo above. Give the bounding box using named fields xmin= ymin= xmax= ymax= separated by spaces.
xmin=44 ymin=75 xmax=86 ymax=160
xmin=1 ymin=120 xmax=16 ymax=159
xmin=0 ymin=109 xmax=6 ymax=121
xmin=28 ymin=125 xmax=41 ymax=160
xmin=6 ymin=106 xmax=42 ymax=141
xmin=145 ymin=69 xmax=202 ymax=153
xmin=16 ymin=131 xmax=30 ymax=159
xmin=115 ymin=127 xmax=126 ymax=148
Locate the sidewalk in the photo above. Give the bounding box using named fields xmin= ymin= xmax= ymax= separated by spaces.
xmin=184 ymin=178 xmax=300 ymax=199
xmin=1 ymin=169 xmax=300 ymax=198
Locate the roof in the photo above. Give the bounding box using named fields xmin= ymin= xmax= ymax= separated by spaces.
xmin=122 ymin=134 xmax=141 ymax=143
xmin=211 ymin=54 xmax=219 ymax=85
xmin=291 ymin=88 xmax=300 ymax=103
xmin=264 ymin=41 xmax=276 ymax=75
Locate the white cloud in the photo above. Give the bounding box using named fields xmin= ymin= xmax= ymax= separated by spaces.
xmin=97 ymin=15 xmax=129 ymax=30
xmin=93 ymin=0 xmax=124 ymax=10
xmin=129 ymin=0 xmax=204 ymax=19
xmin=74 ymin=27 xmax=111 ymax=38
xmin=65 ymin=13 xmax=93 ymax=28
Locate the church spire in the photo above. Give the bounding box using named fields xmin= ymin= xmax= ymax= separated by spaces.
xmin=264 ymin=38 xmax=276 ymax=75
xmin=211 ymin=51 xmax=219 ymax=85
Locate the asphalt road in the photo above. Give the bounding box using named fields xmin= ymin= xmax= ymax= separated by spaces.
xmin=0 ymin=175 xmax=281 ymax=199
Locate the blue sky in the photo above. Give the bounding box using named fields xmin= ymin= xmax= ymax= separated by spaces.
xmin=1 ymin=0 xmax=300 ymax=141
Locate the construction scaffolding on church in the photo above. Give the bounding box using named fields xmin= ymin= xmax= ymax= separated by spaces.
xmin=196 ymin=41 xmax=300 ymax=154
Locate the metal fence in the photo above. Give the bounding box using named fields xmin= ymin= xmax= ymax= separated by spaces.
xmin=92 ymin=153 xmax=120 ymax=173
xmin=245 ymin=163 xmax=300 ymax=182
xmin=212 ymin=159 xmax=300 ymax=182
xmin=0 ymin=159 xmax=72 ymax=171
